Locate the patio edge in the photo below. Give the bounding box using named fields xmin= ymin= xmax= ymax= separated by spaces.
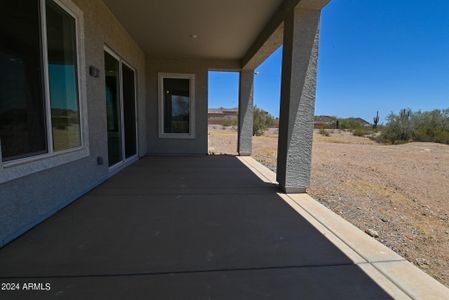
xmin=238 ymin=156 xmax=449 ymax=300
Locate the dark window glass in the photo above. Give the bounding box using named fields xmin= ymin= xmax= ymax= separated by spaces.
xmin=46 ymin=0 xmax=80 ymax=151
xmin=122 ymin=64 xmax=136 ymax=158
xmin=163 ymin=78 xmax=190 ymax=134
xmin=104 ymin=52 xmax=122 ymax=166
xmin=0 ymin=0 xmax=47 ymax=161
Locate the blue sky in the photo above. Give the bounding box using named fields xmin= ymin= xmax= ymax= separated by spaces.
xmin=209 ymin=0 xmax=449 ymax=122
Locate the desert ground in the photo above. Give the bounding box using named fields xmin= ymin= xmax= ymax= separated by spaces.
xmin=208 ymin=125 xmax=449 ymax=287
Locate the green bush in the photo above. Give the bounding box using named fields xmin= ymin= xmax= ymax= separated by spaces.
xmin=352 ymin=128 xmax=366 ymax=137
xmin=253 ymin=106 xmax=275 ymax=136
xmin=380 ymin=108 xmax=449 ymax=145
xmin=352 ymin=126 xmax=380 ymax=137
xmin=435 ymin=130 xmax=449 ymax=144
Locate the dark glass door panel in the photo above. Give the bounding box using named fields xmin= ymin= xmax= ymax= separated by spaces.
xmin=122 ymin=64 xmax=136 ymax=158
xmin=104 ymin=52 xmax=122 ymax=166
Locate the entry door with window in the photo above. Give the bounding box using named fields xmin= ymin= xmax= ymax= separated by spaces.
xmin=104 ymin=49 xmax=137 ymax=167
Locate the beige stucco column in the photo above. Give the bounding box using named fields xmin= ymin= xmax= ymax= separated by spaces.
xmin=276 ymin=7 xmax=321 ymax=193
xmin=238 ymin=69 xmax=254 ymax=156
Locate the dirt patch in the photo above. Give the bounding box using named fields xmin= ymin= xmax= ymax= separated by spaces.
xmin=208 ymin=126 xmax=449 ymax=287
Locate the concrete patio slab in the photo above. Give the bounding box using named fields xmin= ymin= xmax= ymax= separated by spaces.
xmin=1 ymin=155 xmax=443 ymax=299
xmin=0 ymin=193 xmax=355 ymax=277
xmin=276 ymin=192 xmax=366 ymax=264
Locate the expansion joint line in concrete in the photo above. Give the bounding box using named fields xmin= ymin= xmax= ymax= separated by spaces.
xmin=0 ymin=262 xmax=367 ymax=280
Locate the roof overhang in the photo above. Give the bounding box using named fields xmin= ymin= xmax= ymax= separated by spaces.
xmin=102 ymin=0 xmax=330 ymax=68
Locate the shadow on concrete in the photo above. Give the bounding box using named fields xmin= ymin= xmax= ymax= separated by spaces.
xmin=0 ymin=156 xmax=392 ymax=299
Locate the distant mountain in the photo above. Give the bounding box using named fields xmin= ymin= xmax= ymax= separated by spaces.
xmin=207 ymin=109 xmax=370 ymax=128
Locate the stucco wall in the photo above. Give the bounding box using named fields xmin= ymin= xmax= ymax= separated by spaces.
xmin=74 ymin=0 xmax=147 ymax=157
xmin=146 ymin=59 xmax=209 ymax=154
xmin=0 ymin=0 xmax=146 ymax=246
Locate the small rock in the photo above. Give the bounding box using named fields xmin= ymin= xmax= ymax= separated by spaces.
xmin=365 ymin=229 xmax=379 ymax=238
xmin=416 ymin=258 xmax=429 ymax=268
xmin=380 ymin=217 xmax=388 ymax=223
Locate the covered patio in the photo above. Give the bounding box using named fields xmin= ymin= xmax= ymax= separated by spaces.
xmin=2 ymin=155 xmax=442 ymax=299
xmin=1 ymin=0 xmax=448 ymax=298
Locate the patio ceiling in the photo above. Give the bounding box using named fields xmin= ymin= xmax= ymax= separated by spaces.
xmin=102 ymin=0 xmax=284 ymax=60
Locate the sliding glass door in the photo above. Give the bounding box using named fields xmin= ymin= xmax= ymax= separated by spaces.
xmin=104 ymin=49 xmax=137 ymax=167
xmin=122 ymin=64 xmax=137 ymax=159
xmin=104 ymin=51 xmax=122 ymax=166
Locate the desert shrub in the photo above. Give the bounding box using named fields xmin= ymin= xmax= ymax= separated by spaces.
xmin=380 ymin=108 xmax=449 ymax=144
xmin=253 ymin=106 xmax=275 ymax=136
xmin=352 ymin=128 xmax=365 ymax=137
xmin=319 ymin=128 xmax=330 ymax=136
xmin=352 ymin=126 xmax=379 ymax=137
xmin=222 ymin=117 xmax=237 ymax=127
xmin=434 ymin=130 xmax=449 ymax=144
xmin=380 ymin=109 xmax=413 ymax=144
xmin=338 ymin=118 xmax=366 ymax=129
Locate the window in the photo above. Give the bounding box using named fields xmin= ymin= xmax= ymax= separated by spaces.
xmin=158 ymin=73 xmax=195 ymax=138
xmin=46 ymin=0 xmax=81 ymax=151
xmin=0 ymin=1 xmax=48 ymax=161
xmin=0 ymin=0 xmax=83 ymax=163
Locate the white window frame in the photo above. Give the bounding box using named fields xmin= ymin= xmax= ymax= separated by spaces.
xmin=0 ymin=0 xmax=89 ymax=184
xmin=158 ymin=73 xmax=195 ymax=139
xmin=104 ymin=46 xmax=139 ymax=172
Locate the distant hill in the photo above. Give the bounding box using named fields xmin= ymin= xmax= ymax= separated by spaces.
xmin=345 ymin=117 xmax=370 ymax=126
xmin=314 ymin=115 xmax=370 ymax=128
xmin=207 ymin=108 xmax=370 ymax=129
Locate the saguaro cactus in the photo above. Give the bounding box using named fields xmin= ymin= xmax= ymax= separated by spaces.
xmin=373 ymin=111 xmax=380 ymax=129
